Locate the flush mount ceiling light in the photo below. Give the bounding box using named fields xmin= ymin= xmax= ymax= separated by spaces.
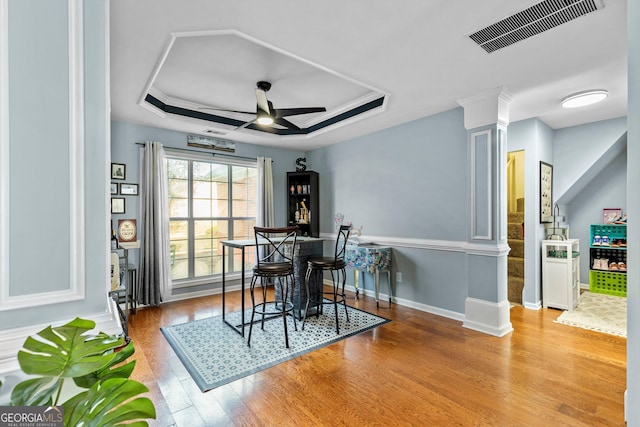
xmin=561 ymin=90 xmax=608 ymax=108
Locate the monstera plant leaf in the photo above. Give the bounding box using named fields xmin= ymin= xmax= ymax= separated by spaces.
xmin=17 ymin=317 xmax=122 ymax=380
xmin=8 ymin=317 xmax=155 ymax=425
xmin=63 ymin=377 xmax=155 ymax=427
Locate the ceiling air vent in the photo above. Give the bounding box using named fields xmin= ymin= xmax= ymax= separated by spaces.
xmin=469 ymin=0 xmax=604 ymax=53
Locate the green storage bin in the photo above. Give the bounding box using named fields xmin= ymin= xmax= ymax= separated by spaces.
xmin=589 ymin=270 xmax=627 ymax=297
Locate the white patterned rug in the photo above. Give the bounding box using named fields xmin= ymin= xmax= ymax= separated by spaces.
xmin=555 ymin=291 xmax=626 ymax=337
xmin=161 ymin=303 xmax=390 ymax=391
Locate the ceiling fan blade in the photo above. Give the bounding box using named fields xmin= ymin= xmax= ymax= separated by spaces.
xmin=274 ymin=117 xmax=301 ymax=130
xmin=274 ymin=107 xmax=326 ymax=118
xmin=235 ymin=120 xmax=255 ymax=130
xmin=255 ymin=89 xmax=270 ymax=115
xmin=198 ymin=107 xmax=255 ymax=115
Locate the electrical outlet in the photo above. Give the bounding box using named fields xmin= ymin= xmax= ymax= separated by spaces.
xmin=396 ymin=272 xmax=402 ymax=283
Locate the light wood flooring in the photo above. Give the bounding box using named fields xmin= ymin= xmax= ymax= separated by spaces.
xmin=128 ymin=289 xmax=626 ymax=427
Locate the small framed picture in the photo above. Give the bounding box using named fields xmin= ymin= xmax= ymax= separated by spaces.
xmin=111 ymin=163 xmax=126 ymax=180
xmin=603 ymin=208 xmax=622 ymax=224
xmin=110 ymin=182 xmax=118 ymax=195
xmin=120 ymin=183 xmax=138 ymax=195
xmin=539 ymin=161 xmax=553 ymax=223
xmin=111 ymin=197 xmax=125 ymax=214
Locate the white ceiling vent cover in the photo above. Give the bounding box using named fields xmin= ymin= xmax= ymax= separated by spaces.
xmin=469 ymin=0 xmax=604 ymax=53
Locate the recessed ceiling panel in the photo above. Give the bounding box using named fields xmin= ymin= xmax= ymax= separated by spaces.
xmin=142 ymin=30 xmax=387 ymax=137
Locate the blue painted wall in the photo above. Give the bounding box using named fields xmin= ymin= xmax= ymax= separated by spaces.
xmin=1 ymin=0 xmax=109 ymax=330
xmin=310 ymin=107 xmax=469 ymax=314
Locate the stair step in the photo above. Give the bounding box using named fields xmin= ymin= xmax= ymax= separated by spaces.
xmin=508 ymin=276 xmax=524 ymax=304
xmin=508 ymin=239 xmax=524 ymax=258
xmin=508 ymin=223 xmax=523 ymax=239
xmin=508 ymin=256 xmax=524 ymax=278
xmin=508 ymin=212 xmax=524 ymax=223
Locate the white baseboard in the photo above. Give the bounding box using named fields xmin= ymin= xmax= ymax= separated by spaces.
xmin=523 ymin=300 xmax=543 ymax=310
xmin=344 ymin=283 xmax=465 ymax=323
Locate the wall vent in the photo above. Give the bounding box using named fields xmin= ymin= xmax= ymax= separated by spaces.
xmin=469 ymin=0 xmax=604 ymax=53
xmin=204 ymin=129 xmax=227 ymax=136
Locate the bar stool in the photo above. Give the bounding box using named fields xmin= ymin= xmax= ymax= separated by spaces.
xmin=248 ymin=226 xmax=298 ymax=348
xmin=302 ymin=225 xmax=351 ymax=334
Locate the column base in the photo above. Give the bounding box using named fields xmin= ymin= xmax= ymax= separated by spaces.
xmin=463 ymin=297 xmax=513 ymax=337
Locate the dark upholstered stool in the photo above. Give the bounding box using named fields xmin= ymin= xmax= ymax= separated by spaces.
xmin=248 ymin=226 xmax=298 ymax=348
xmin=302 ymin=225 xmax=351 ymax=334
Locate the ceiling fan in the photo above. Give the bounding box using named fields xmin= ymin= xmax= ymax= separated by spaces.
xmin=200 ymin=81 xmax=326 ymax=130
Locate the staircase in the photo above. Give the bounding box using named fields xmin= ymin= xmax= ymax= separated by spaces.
xmin=508 ymin=198 xmax=525 ymax=305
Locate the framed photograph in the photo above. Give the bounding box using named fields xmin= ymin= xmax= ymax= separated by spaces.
xmin=111 ymin=197 xmax=125 ymax=214
xmin=540 ymin=161 xmax=553 ymax=223
xmin=120 ymin=183 xmax=138 ymax=195
xmin=603 ymin=208 xmax=622 ymax=224
xmin=111 ymin=163 xmax=126 ymax=180
xmin=110 ymin=182 xmax=118 ymax=195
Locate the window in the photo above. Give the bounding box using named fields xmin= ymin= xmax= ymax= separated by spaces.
xmin=167 ymin=155 xmax=257 ymax=284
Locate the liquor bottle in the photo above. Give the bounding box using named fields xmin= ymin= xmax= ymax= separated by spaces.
xmin=111 ymin=229 xmax=119 ymax=250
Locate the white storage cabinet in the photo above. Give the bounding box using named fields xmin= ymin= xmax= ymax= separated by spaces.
xmin=542 ymin=239 xmax=580 ymax=311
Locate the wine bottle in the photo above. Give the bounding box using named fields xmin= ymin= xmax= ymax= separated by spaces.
xmin=111 ymin=229 xmax=119 ymax=250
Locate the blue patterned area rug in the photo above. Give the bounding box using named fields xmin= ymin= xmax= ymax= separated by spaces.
xmin=160 ymin=303 xmax=391 ymax=392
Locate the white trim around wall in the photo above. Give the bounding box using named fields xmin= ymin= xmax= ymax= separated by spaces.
xmin=0 ymin=0 xmax=86 ymax=311
xmin=0 ymin=0 xmax=9 ymax=304
xmin=320 ymin=232 xmax=507 ymax=257
xmin=470 ymin=129 xmax=493 ymax=240
xmin=68 ymin=0 xmax=86 ymax=303
xmin=0 ymin=300 xmax=121 ymax=375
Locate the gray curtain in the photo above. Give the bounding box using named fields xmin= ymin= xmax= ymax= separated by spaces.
xmin=256 ymin=157 xmax=275 ymax=227
xmin=138 ymin=141 xmax=171 ymax=306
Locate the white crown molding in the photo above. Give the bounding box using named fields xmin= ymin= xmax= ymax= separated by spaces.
xmin=457 ymin=87 xmax=512 ymax=129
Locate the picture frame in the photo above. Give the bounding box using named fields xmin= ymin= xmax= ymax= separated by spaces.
xmin=603 ymin=208 xmax=622 ymax=224
xmin=111 ymin=197 xmax=125 ymax=214
xmin=110 ymin=182 xmax=118 ymax=195
xmin=539 ymin=161 xmax=553 ymax=223
xmin=111 ymin=163 xmax=126 ymax=180
xmin=120 ymin=183 xmax=138 ymax=195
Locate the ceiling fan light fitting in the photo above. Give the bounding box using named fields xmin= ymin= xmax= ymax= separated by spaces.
xmin=561 ymin=90 xmax=608 ymax=108
xmin=256 ymin=116 xmax=274 ymax=125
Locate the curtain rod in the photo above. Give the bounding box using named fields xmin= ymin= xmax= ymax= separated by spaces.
xmin=134 ymin=142 xmax=262 ymax=162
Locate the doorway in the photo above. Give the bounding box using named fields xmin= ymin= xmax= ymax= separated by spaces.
xmin=507 ymin=150 xmax=525 ymax=305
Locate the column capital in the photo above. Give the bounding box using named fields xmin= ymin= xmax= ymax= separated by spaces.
xmin=457 ymin=87 xmax=512 ymax=130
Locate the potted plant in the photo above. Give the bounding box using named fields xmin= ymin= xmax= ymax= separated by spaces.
xmin=0 ymin=317 xmax=155 ymax=426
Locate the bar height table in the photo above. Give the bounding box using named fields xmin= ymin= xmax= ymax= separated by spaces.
xmin=221 ymin=236 xmax=323 ymax=336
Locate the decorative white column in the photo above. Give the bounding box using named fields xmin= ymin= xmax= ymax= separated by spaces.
xmin=458 ymin=87 xmax=513 ymax=337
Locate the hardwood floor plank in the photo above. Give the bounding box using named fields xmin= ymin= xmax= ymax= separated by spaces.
xmin=128 ymin=291 xmax=626 ymax=426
